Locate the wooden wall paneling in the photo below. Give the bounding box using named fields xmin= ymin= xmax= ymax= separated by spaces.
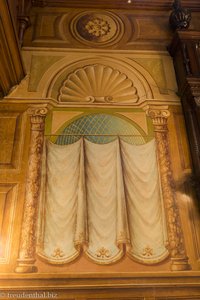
xmin=172 ymin=108 xmax=200 ymax=269
xmin=169 ymin=31 xmax=200 ymax=200
xmin=0 ymin=111 xmax=25 ymax=170
xmin=184 ymin=183 xmax=200 ymax=269
xmin=0 ymin=184 xmax=18 ymax=264
xmin=173 ymin=112 xmax=191 ymax=172
xmin=0 ymin=0 xmax=25 ymax=98
xmin=0 ymin=104 xmax=33 ymax=272
xmin=0 ymin=19 xmax=17 ymax=94
xmin=168 ymin=108 xmax=191 ymax=175
xmin=167 ymin=106 xmax=200 ymax=269
xmin=24 ymin=8 xmax=173 ymax=50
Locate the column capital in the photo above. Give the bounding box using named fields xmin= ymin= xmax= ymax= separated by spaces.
xmin=145 ymin=106 xmax=170 ymax=131
xmin=27 ymin=105 xmax=48 ymax=117
xmin=27 ymin=105 xmax=48 ymax=131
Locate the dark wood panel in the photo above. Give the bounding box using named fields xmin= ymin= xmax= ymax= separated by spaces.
xmin=169 ymin=30 xmax=200 ymax=200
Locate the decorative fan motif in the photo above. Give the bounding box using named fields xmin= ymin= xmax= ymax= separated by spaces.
xmin=58 ymin=64 xmax=139 ymax=104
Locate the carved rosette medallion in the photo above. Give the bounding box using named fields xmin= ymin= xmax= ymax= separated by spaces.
xmin=15 ymin=106 xmax=48 ymax=273
xmin=147 ymin=107 xmax=190 ymax=271
xmin=70 ymin=11 xmax=124 ymax=46
xmin=85 ymin=18 xmax=111 ymax=38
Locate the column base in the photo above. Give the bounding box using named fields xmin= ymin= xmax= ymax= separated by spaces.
xmin=170 ymin=257 xmax=191 ymax=271
xmin=15 ymin=258 xmax=38 ymax=273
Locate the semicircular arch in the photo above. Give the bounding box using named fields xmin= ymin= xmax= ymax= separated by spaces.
xmin=37 ymin=56 xmax=160 ymax=103
xmin=52 ymin=112 xmax=148 ymax=145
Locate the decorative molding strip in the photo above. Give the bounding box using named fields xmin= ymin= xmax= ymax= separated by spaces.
xmin=32 ymin=0 xmax=200 ymax=11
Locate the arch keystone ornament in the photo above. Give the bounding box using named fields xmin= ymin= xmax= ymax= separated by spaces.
xmin=15 ymin=105 xmax=48 ymax=273
xmin=146 ymin=106 xmax=190 ymax=271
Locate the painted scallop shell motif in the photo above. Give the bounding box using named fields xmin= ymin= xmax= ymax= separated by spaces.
xmin=58 ymin=64 xmax=139 ymax=103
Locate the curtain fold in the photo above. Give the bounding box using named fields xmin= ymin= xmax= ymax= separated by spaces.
xmin=37 ymin=137 xmax=168 ymax=265
xmin=37 ymin=138 xmax=86 ymax=263
xmin=120 ymin=139 xmax=168 ymax=263
xmin=84 ymin=139 xmax=129 ymax=264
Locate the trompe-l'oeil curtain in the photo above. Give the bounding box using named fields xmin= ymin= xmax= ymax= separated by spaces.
xmin=37 ymin=138 xmax=168 ymax=265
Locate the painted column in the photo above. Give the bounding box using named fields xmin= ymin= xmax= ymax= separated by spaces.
xmin=15 ymin=106 xmax=48 ymax=273
xmin=147 ymin=106 xmax=190 ymax=271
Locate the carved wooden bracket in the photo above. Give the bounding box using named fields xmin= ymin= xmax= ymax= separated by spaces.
xmin=147 ymin=106 xmax=190 ymax=271
xmin=15 ymin=106 xmax=48 ymax=273
xmin=18 ymin=16 xmax=31 ymax=47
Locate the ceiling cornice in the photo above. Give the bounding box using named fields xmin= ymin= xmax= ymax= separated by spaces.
xmin=32 ymin=0 xmax=200 ymax=11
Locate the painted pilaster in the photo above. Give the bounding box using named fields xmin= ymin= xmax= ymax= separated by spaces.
xmin=15 ymin=106 xmax=48 ymax=273
xmin=147 ymin=106 xmax=190 ymax=271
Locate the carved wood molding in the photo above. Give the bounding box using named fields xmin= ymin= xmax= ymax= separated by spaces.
xmin=32 ymin=0 xmax=200 ymax=11
xmin=147 ymin=106 xmax=190 ymax=271
xmin=0 ymin=273 xmax=200 ymax=298
xmin=15 ymin=105 xmax=48 ymax=273
xmin=0 ymin=0 xmax=25 ymax=98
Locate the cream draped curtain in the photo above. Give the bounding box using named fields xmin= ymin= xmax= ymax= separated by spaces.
xmin=37 ymin=138 xmax=168 ymax=265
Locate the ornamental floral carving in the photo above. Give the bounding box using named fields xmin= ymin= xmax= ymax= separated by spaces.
xmin=85 ymin=18 xmax=111 ymax=37
xmin=96 ymin=247 xmax=110 ymax=258
xmin=71 ymin=11 xmax=124 ymax=46
xmin=142 ymin=246 xmax=153 ymax=257
xmin=52 ymin=248 xmax=64 ymax=258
